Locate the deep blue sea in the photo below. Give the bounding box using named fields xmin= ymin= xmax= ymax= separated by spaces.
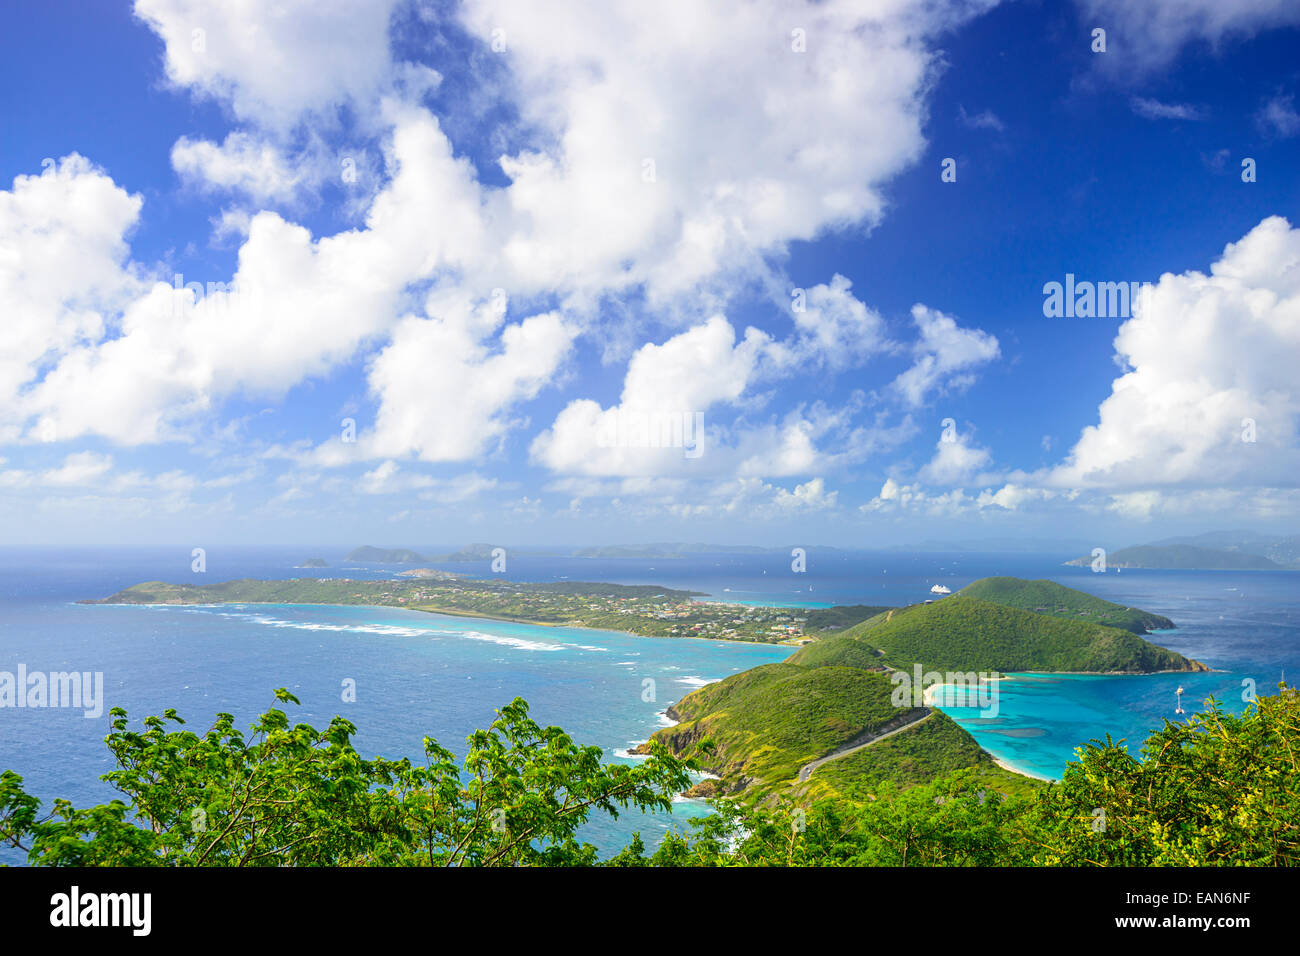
xmin=1 ymin=546 xmax=1295 ymax=862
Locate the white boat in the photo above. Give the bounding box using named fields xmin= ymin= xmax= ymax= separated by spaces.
xmin=930 ymin=584 xmax=951 ymax=594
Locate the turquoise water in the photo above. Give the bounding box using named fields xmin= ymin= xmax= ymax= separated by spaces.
xmin=1 ymin=547 xmax=1295 ymax=860
xmin=0 ymin=553 xmax=794 ymax=860
xmin=932 ymin=669 xmax=1265 ymax=779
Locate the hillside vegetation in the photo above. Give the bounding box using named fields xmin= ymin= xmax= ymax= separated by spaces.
xmin=802 ymin=605 xmax=894 ymax=633
xmin=838 ymin=596 xmax=1204 ymax=673
xmin=786 ymin=635 xmax=887 ymax=671
xmin=959 ymin=576 xmax=1174 ymax=633
xmin=801 ymin=710 xmax=1037 ymax=799
xmin=644 ymin=663 xmax=915 ymax=792
xmin=645 ymin=577 xmax=1202 ymax=799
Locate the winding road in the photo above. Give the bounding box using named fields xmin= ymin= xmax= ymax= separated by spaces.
xmin=797 ymin=708 xmax=933 ymax=782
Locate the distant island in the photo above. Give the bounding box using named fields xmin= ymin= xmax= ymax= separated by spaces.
xmin=345 ymin=543 xmax=560 ymax=563
xmin=395 ymin=568 xmax=464 ymax=580
xmin=891 ymin=536 xmax=1094 ymax=554
xmin=1066 ymin=544 xmax=1285 ymax=570
xmin=346 ymin=546 xmax=429 ymax=563
xmin=573 ymin=543 xmax=778 ymax=559
xmin=86 ymin=576 xmax=817 ymax=643
xmin=1147 ymin=530 xmax=1300 ymax=567
xmin=573 ymin=546 xmax=686 ymax=559
xmin=433 ymin=543 xmax=503 ymax=562
xmin=297 ymin=557 xmax=328 ymax=568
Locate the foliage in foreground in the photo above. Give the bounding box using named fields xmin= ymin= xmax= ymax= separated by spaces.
xmin=2 ymin=688 xmax=1296 ymax=866
xmin=0 ymin=692 xmax=692 ymax=866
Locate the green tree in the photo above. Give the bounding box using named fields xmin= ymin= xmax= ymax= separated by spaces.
xmin=0 ymin=690 xmax=692 ymax=866
xmin=4 ymin=687 xmax=1296 ymax=867
xmin=1022 ymin=687 xmax=1300 ymax=865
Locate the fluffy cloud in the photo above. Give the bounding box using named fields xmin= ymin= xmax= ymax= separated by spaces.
xmin=874 ymin=216 xmax=1300 ymax=520
xmin=531 ymin=274 xmax=901 ymax=479
xmin=958 ymin=106 xmax=1005 ymax=131
xmin=772 ymin=275 xmax=891 ymax=372
xmin=1078 ymin=0 xmax=1300 ymax=73
xmin=919 ymin=430 xmax=992 ymax=485
xmin=1257 ymin=93 xmax=1300 ymax=138
xmin=358 ymin=300 xmax=577 ymax=463
xmin=863 ymin=477 xmax=970 ymax=516
xmin=171 ymin=132 xmax=311 ymax=202
xmin=863 ymin=477 xmax=1058 ymax=516
xmin=772 ymin=476 xmax=838 ymax=512
xmin=133 ymin=0 xmax=403 ymax=129
xmin=9 ymin=0 xmax=1009 ymax=512
xmin=551 ymin=473 xmax=840 ymax=520
xmin=1048 ymin=216 xmax=1300 ymax=490
xmin=975 ymin=483 xmax=1058 ymax=511
xmin=0 ymin=452 xmax=214 ymax=511
xmin=0 ymin=451 xmax=114 ymax=488
xmin=530 ymin=316 xmax=771 ymax=476
xmin=356 ymin=460 xmax=499 ymax=500
xmin=455 ymin=0 xmax=996 ymax=303
xmin=21 ymin=110 xmax=488 ymax=444
xmin=0 ymin=156 xmax=144 ymax=440
xmin=892 ymin=305 xmax=1000 ymax=407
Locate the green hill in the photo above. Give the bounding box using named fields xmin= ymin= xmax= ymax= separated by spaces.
xmin=647 ymin=577 xmax=1203 ymax=795
xmin=642 ymin=663 xmax=923 ymax=793
xmin=839 ymin=596 xmax=1205 ymax=674
xmin=642 ymin=643 xmax=1043 ymax=798
xmin=958 ymin=576 xmax=1174 ymax=633
xmin=803 ymin=710 xmax=1038 ymax=800
xmin=787 ymin=635 xmax=887 ymax=670
xmin=802 ymin=604 xmax=894 ymax=633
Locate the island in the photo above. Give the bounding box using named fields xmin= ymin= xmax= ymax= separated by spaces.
xmin=84 ymin=576 xmax=883 ymax=643
xmin=395 ymin=568 xmax=464 ymax=580
xmin=572 ymin=543 xmax=774 ymax=559
xmin=346 ymin=546 xmax=429 ymax=563
xmin=297 ymin=558 xmax=329 ymax=568
xmin=1065 ymin=543 xmax=1287 ymax=570
xmin=345 ymin=543 xmax=560 ymax=564
xmin=573 ymin=545 xmax=686 ymax=559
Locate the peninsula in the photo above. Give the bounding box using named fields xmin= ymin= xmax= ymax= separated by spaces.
xmin=86 ymin=576 xmax=868 ymax=644
xmin=636 ymin=578 xmax=1205 ymax=801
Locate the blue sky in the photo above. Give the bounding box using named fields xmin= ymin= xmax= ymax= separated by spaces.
xmin=1 ymin=0 xmax=1298 ymax=548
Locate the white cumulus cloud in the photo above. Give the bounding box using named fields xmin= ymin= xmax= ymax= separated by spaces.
xmin=1048 ymin=215 xmax=1300 ymax=491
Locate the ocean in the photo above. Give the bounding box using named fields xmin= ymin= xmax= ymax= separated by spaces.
xmin=0 ymin=546 xmax=1295 ymax=861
